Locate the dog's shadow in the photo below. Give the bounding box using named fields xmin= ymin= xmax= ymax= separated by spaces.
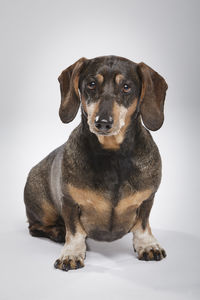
xmin=86 ymin=233 xmax=134 ymax=258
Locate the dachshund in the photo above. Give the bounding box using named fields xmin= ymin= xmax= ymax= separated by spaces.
xmin=24 ymin=55 xmax=168 ymax=271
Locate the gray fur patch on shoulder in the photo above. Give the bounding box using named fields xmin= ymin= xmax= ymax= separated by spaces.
xmin=50 ymin=146 xmax=64 ymax=211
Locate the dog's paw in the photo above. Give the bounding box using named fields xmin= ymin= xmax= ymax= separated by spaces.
xmin=135 ymin=244 xmax=167 ymax=261
xmin=54 ymin=255 xmax=85 ymax=271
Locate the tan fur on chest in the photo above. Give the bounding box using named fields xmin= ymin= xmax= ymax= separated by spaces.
xmin=116 ymin=189 xmax=152 ymax=214
xmin=68 ymin=184 xmax=152 ymax=214
xmin=67 ymin=184 xmax=110 ymax=212
xmin=67 ymin=184 xmax=152 ymax=236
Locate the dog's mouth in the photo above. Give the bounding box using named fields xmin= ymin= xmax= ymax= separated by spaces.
xmin=95 ymin=130 xmax=110 ymax=136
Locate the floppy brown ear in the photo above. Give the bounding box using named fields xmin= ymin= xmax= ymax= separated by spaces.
xmin=137 ymin=62 xmax=168 ymax=131
xmin=58 ymin=57 xmax=87 ymax=123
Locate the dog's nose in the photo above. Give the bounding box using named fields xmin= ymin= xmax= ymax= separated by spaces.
xmin=95 ymin=116 xmax=113 ymax=132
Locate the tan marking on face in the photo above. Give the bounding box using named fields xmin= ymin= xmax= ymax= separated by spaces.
xmin=42 ymin=201 xmax=58 ymax=226
xmin=112 ymin=101 xmax=127 ymax=129
xmin=97 ymin=99 xmax=138 ymax=150
xmin=122 ymin=99 xmax=138 ymax=129
xmin=87 ymin=101 xmax=100 ymax=129
xmin=96 ymin=74 xmax=104 ymax=84
xmin=115 ymin=74 xmax=124 ymax=84
xmin=115 ymin=189 xmax=152 ymax=215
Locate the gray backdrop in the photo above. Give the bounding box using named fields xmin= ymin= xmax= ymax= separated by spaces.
xmin=0 ymin=0 xmax=199 ymax=237
xmin=1 ymin=1 xmax=200 ymax=300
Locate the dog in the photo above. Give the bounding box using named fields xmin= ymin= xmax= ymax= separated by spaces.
xmin=24 ymin=55 xmax=168 ymax=271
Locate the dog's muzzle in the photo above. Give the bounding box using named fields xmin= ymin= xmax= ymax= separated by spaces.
xmin=94 ymin=115 xmax=113 ymax=134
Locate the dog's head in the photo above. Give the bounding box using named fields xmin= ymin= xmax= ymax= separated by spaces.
xmin=58 ymin=56 xmax=168 ymax=136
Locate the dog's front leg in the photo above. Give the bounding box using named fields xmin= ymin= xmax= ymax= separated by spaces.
xmin=131 ymin=194 xmax=167 ymax=261
xmin=54 ymin=202 xmax=87 ymax=271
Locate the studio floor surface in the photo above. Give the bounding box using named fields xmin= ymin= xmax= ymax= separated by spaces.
xmin=1 ymin=225 xmax=200 ymax=300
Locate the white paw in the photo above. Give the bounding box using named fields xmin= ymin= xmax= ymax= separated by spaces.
xmin=54 ymin=231 xmax=86 ymax=271
xmin=134 ymin=243 xmax=166 ymax=261
xmin=133 ymin=230 xmax=166 ymax=261
xmin=54 ymin=254 xmax=85 ymax=271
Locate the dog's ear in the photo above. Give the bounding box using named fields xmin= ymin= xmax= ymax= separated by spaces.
xmin=58 ymin=57 xmax=87 ymax=123
xmin=137 ymin=62 xmax=168 ymax=131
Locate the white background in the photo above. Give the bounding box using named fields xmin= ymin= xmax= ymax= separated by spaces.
xmin=0 ymin=0 xmax=200 ymax=299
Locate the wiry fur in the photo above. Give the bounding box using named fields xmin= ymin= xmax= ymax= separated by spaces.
xmin=24 ymin=55 xmax=168 ymax=271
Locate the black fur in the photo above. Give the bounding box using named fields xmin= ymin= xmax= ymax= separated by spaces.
xmin=24 ymin=55 xmax=168 ymax=269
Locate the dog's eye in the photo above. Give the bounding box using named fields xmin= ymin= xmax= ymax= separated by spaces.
xmin=87 ymin=81 xmax=96 ymax=90
xmin=122 ymin=84 xmax=131 ymax=93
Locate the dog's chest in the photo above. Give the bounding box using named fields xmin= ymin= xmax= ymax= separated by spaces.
xmin=67 ymin=183 xmax=152 ymax=241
